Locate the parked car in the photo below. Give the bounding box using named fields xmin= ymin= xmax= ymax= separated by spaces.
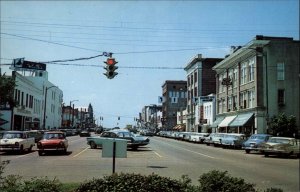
xmin=221 ymin=133 xmax=247 ymax=149
xmin=189 ymin=133 xmax=209 ymax=143
xmin=37 ymin=131 xmax=68 ymax=156
xmin=204 ymin=133 xmax=227 ymax=146
xmin=87 ymin=129 xmax=149 ymax=150
xmin=0 ymin=131 xmax=35 ymax=153
xmin=26 ymin=130 xmax=44 ymax=143
xmin=242 ymin=134 xmax=272 ymax=154
xmin=259 ymin=137 xmax=300 ymax=157
xmin=79 ymin=130 xmax=91 ymax=137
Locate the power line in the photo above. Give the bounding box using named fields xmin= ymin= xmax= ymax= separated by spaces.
xmin=0 ymin=32 xmax=100 ymax=53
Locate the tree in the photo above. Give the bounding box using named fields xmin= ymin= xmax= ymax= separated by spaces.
xmin=268 ymin=113 xmax=297 ymax=138
xmin=0 ymin=73 xmax=17 ymax=109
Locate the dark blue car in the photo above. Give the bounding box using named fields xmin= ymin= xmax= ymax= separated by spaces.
xmin=242 ymin=134 xmax=272 ymax=154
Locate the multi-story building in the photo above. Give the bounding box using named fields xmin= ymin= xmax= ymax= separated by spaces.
xmin=161 ymin=80 xmax=187 ymax=130
xmin=184 ymin=54 xmax=223 ymax=132
xmin=0 ymin=70 xmax=63 ymax=130
xmin=201 ymin=94 xmax=216 ymax=133
xmin=212 ymin=35 xmax=299 ymax=135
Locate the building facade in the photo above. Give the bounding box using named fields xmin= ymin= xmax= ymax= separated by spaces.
xmin=212 ymin=35 xmax=299 ymax=135
xmin=161 ymin=80 xmax=187 ymax=130
xmin=184 ymin=54 xmax=223 ymax=132
xmin=0 ymin=70 xmax=63 ymax=130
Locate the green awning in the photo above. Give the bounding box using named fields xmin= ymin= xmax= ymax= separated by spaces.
xmin=210 ymin=117 xmax=224 ymax=128
xmin=229 ymin=113 xmax=254 ymax=127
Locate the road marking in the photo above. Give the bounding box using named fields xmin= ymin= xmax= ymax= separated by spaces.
xmin=153 ymin=151 xmax=162 ymax=158
xmin=162 ymin=141 xmax=216 ymax=159
xmin=72 ymin=147 xmax=89 ymax=158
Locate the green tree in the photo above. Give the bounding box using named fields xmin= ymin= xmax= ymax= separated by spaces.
xmin=269 ymin=113 xmax=297 ymax=137
xmin=0 ymin=74 xmax=16 ymax=109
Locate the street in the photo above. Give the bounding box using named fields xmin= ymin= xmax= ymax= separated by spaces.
xmin=1 ymin=135 xmax=299 ymax=192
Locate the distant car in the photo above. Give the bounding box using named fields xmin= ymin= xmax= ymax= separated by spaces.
xmin=87 ymin=129 xmax=149 ymax=150
xmin=242 ymin=134 xmax=272 ymax=154
xmin=204 ymin=133 xmax=227 ymax=146
xmin=26 ymin=130 xmax=44 ymax=143
xmin=37 ymin=131 xmax=68 ymax=156
xmin=221 ymin=133 xmax=247 ymax=149
xmin=259 ymin=137 xmax=300 ymax=158
xmin=188 ymin=133 xmax=209 ymax=143
xmin=79 ymin=130 xmax=91 ymax=137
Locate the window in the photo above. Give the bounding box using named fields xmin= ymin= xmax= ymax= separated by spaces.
xmin=228 ymin=97 xmax=232 ymax=111
xmin=248 ymin=90 xmax=255 ymax=108
xmin=194 ymin=72 xmax=197 ymax=83
xmin=277 ymin=63 xmax=285 ymax=80
xmin=239 ymin=92 xmax=247 ymax=109
xmin=278 ymin=89 xmax=285 ymax=105
xmin=248 ymin=58 xmax=255 ymax=82
xmin=233 ymin=67 xmax=238 ymax=88
xmin=241 ymin=61 xmax=247 ymax=84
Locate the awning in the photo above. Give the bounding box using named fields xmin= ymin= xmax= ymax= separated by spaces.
xmin=218 ymin=116 xmax=237 ymax=127
xmin=210 ymin=117 xmax=224 ymax=128
xmin=229 ymin=113 xmax=254 ymax=127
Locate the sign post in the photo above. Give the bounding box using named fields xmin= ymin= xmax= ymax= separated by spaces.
xmin=101 ymin=138 xmax=127 ymax=174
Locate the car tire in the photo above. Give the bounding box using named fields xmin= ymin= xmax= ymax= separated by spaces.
xmin=264 ymin=152 xmax=269 ymax=157
xmin=28 ymin=145 xmax=33 ymax=152
xmin=19 ymin=145 xmax=24 ymax=154
xmin=90 ymin=141 xmax=97 ymax=149
xmin=38 ymin=151 xmax=43 ymax=156
xmin=245 ymin=149 xmax=251 ymax=154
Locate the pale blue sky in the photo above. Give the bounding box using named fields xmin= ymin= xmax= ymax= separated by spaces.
xmin=1 ymin=0 xmax=299 ymax=128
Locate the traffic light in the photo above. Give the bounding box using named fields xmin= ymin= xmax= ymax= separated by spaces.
xmin=103 ymin=58 xmax=118 ymax=79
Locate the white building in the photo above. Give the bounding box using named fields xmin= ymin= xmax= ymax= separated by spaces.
xmin=1 ymin=70 xmax=63 ymax=130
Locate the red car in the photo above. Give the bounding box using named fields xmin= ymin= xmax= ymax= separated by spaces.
xmin=37 ymin=131 xmax=68 ymax=156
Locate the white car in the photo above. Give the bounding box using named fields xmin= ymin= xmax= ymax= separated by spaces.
xmin=189 ymin=133 xmax=209 ymax=143
xmin=260 ymin=137 xmax=300 ymax=157
xmin=0 ymin=131 xmax=35 ymax=153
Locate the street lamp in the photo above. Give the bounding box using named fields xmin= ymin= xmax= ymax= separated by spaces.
xmin=43 ymin=85 xmax=58 ymax=129
xmin=69 ymin=100 xmax=79 ymax=127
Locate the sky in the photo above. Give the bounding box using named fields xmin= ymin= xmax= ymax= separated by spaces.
xmin=1 ymin=0 xmax=299 ymax=128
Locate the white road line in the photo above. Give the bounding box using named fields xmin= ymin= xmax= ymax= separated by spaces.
xmin=153 ymin=151 xmax=162 ymax=158
xmin=72 ymin=147 xmax=89 ymax=158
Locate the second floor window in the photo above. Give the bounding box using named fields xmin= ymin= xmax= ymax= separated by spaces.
xmin=277 ymin=63 xmax=285 ymax=80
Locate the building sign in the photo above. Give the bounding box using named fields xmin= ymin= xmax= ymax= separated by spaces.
xmin=12 ymin=58 xmax=46 ymax=71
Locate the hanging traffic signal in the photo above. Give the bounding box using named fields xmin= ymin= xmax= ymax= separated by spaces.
xmin=103 ymin=58 xmax=118 ymax=79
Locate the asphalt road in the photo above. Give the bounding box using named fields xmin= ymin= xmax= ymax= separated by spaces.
xmin=0 ymin=135 xmax=299 ymax=192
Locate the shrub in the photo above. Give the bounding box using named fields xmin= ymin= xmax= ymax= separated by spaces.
xmin=198 ymin=170 xmax=256 ymax=192
xmin=75 ymin=172 xmax=189 ymax=192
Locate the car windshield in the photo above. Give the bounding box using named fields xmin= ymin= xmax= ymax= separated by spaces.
xmin=44 ymin=133 xmax=64 ymax=139
xmin=3 ymin=133 xmax=22 ymax=139
xmin=250 ymin=135 xmax=266 ymax=140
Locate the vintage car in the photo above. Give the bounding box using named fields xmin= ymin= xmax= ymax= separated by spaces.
xmin=37 ymin=131 xmax=68 ymax=156
xmin=87 ymin=129 xmax=149 ymax=150
xmin=79 ymin=130 xmax=91 ymax=137
xmin=189 ymin=133 xmax=209 ymax=143
xmin=259 ymin=137 xmax=300 ymax=157
xmin=220 ymin=133 xmax=247 ymax=149
xmin=26 ymin=130 xmax=44 ymax=143
xmin=0 ymin=131 xmax=35 ymax=153
xmin=242 ymin=134 xmax=272 ymax=154
xmin=204 ymin=133 xmax=227 ymax=146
